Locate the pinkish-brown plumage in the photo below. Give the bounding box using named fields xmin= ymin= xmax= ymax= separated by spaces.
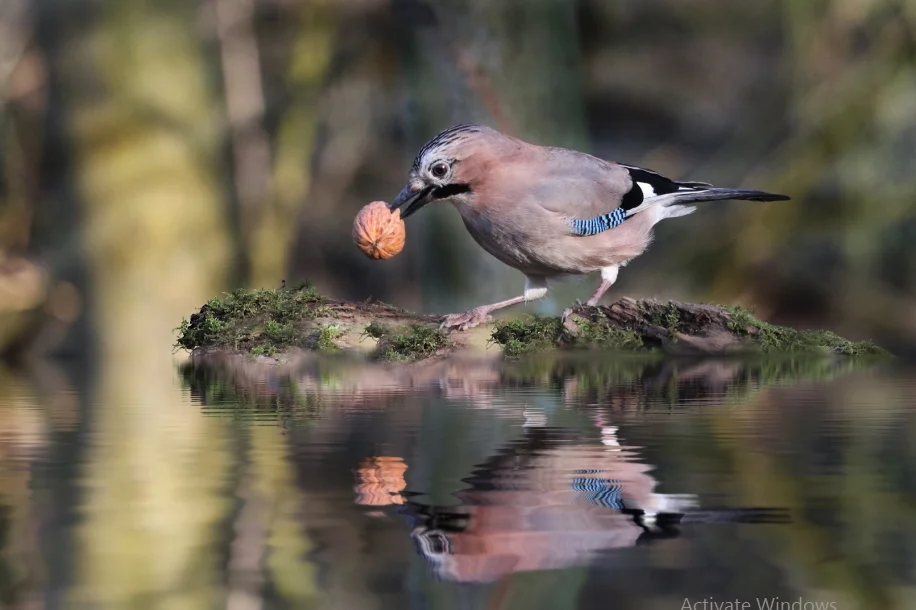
xmin=405 ymin=427 xmax=697 ymax=583
xmin=388 ymin=124 xmax=789 ymax=330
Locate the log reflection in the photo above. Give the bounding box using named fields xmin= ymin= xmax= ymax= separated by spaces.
xmin=181 ymin=351 xmax=859 ymax=414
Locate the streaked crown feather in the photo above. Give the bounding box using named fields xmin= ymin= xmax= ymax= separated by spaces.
xmin=411 ymin=123 xmax=487 ymax=172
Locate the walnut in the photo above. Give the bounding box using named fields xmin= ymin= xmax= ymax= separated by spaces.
xmin=354 ymin=456 xmax=408 ymax=506
xmin=352 ymin=201 xmax=406 ymax=260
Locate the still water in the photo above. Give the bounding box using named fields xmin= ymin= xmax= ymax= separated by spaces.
xmin=0 ymin=352 xmax=913 ymax=609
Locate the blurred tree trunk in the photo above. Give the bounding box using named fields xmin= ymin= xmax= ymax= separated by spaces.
xmin=395 ymin=0 xmax=589 ymax=314
xmin=215 ymin=0 xmax=271 ymax=285
xmin=33 ymin=0 xmax=239 ymax=606
xmin=225 ymin=426 xmax=320 ymax=610
xmin=248 ymin=0 xmax=338 ymax=289
xmin=287 ymin=0 xmax=589 ymax=315
xmin=286 ymin=0 xmax=420 ymax=307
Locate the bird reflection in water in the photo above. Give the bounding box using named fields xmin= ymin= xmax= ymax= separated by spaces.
xmin=356 ymin=425 xmax=787 ymax=584
xmin=181 ymin=352 xmax=810 ymax=583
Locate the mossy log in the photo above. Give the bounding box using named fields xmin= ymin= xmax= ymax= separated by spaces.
xmin=562 ymin=298 xmax=884 ymax=356
xmin=175 ymin=285 xmax=887 ymax=363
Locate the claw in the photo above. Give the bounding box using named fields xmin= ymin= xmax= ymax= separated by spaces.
xmin=440 ymin=307 xmax=492 ymax=331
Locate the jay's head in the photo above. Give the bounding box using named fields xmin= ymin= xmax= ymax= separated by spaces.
xmin=390 ymin=123 xmax=499 ymax=218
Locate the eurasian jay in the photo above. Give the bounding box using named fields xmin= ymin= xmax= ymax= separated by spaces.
xmin=389 ymin=124 xmax=789 ymax=330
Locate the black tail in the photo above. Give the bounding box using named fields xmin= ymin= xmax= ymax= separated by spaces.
xmin=678 ymin=507 xmax=791 ymax=524
xmin=672 ymin=187 xmax=791 ymax=204
xmin=629 ymin=507 xmax=791 ymax=543
xmin=625 ymin=185 xmax=790 ymax=218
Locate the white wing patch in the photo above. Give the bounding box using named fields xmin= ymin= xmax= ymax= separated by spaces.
xmin=637 ymin=182 xmax=656 ymax=198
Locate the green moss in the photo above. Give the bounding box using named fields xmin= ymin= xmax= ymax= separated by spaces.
xmin=641 ymin=301 xmax=682 ymax=332
xmin=490 ymin=303 xmax=887 ymax=358
xmin=263 ymin=319 xmax=297 ymax=344
xmin=373 ymin=323 xmax=450 ymax=362
xmin=724 ymin=306 xmax=888 ymax=356
xmin=175 ymin=283 xmax=326 ymax=355
xmin=490 ymin=316 xmax=564 ymax=357
xmin=363 ymin=321 xmax=391 ymax=340
xmin=574 ymin=318 xmax=645 ymax=350
xmin=251 ymin=344 xmax=277 ymax=357
xmin=491 ymin=312 xmax=647 ymax=357
xmin=315 ymin=324 xmax=344 ymax=351
xmin=176 ymin=283 xmax=455 ymax=361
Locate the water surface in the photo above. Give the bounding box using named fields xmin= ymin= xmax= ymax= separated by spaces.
xmin=0 ymin=353 xmax=913 ymax=609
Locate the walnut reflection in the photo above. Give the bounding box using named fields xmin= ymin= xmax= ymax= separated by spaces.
xmin=353 ymin=456 xmax=408 ymax=506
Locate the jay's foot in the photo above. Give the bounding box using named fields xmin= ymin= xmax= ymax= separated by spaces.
xmin=440 ymin=306 xmax=493 ymax=331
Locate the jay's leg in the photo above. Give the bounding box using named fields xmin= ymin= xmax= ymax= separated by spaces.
xmin=441 ymin=276 xmax=548 ymax=331
xmin=440 ymin=296 xmax=526 ymax=331
xmin=586 ymin=265 xmax=619 ymax=306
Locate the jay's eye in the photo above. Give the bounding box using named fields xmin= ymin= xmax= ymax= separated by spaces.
xmin=430 ymin=162 xmax=449 ymax=179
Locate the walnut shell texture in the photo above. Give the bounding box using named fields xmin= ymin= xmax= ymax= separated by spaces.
xmin=352 ymin=201 xmax=406 ymax=260
xmin=353 ymin=456 xmax=408 ymax=506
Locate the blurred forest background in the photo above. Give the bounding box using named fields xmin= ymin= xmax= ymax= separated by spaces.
xmin=1 ymin=0 xmax=916 ymax=364
xmin=0 ymin=2 xmax=915 ymax=609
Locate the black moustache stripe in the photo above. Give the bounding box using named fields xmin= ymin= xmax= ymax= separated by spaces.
xmin=432 ymin=183 xmax=471 ymax=199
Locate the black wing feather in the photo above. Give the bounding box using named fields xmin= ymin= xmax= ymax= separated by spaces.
xmin=617 ymin=164 xmax=711 ymax=211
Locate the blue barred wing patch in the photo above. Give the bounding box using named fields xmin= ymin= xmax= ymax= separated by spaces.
xmin=569 ymin=208 xmax=627 ymax=236
xmin=570 ymin=474 xmax=625 ymax=510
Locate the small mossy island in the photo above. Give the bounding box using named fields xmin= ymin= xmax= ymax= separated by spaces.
xmin=176 ymin=284 xmax=888 ymax=363
xmin=175 ymin=282 xmax=453 ymax=362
